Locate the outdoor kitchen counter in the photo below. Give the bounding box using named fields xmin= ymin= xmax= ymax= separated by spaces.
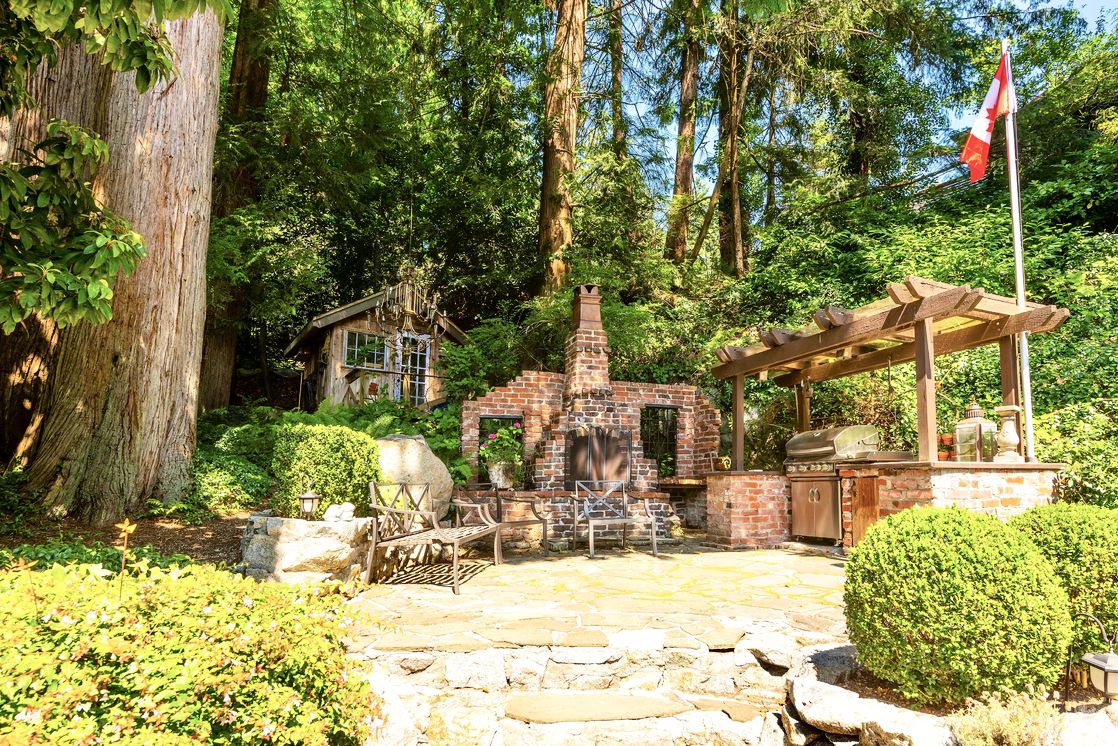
xmin=835 ymin=461 xmax=1065 ymax=547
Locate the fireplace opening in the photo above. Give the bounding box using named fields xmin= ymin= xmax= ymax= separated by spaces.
xmin=566 ymin=427 xmax=631 ymax=489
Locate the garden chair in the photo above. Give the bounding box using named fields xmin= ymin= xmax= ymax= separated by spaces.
xmin=364 ymin=482 xmax=502 ymax=594
xmin=451 ymin=483 xmax=549 ymax=555
xmin=571 ymin=480 xmax=658 ymax=559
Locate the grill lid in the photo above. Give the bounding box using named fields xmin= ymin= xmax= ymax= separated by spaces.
xmin=785 ymin=425 xmax=880 ymax=461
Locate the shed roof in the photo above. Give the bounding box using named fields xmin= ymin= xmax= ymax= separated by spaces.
xmin=711 ymin=276 xmax=1069 ymax=385
xmin=284 ymin=279 xmax=467 ymax=356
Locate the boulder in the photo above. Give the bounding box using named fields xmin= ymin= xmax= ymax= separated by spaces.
xmin=1062 ymin=711 xmax=1118 ymax=746
xmin=789 ymin=677 xmax=880 ymax=736
xmin=861 ymin=709 xmax=952 ymax=746
xmin=375 ymin=434 xmax=454 ymax=518
xmin=758 ymin=711 xmax=784 ymax=746
xmin=780 ymin=704 xmax=822 ymax=746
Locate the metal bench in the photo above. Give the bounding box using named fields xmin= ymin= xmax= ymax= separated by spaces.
xmin=452 ymin=483 xmax=549 ymax=554
xmin=363 ymin=482 xmax=502 ymax=594
xmin=571 ymin=480 xmax=658 ymax=559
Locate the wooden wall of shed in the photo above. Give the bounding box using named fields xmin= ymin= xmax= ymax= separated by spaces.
xmin=317 ymin=314 xmax=445 ymax=407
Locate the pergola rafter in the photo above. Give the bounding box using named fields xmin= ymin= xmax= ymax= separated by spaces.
xmin=712 ymin=276 xmax=1070 ymax=467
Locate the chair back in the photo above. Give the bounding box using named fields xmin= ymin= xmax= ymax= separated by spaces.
xmin=369 ymin=482 xmax=433 ymax=538
xmin=574 ymin=480 xmax=628 ymax=520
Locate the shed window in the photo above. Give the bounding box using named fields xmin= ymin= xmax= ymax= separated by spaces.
xmin=345 ymin=331 xmax=387 ymax=370
xmin=640 ymin=405 xmax=678 ymax=477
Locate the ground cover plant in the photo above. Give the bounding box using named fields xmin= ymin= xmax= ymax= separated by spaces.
xmin=0 ymin=554 xmax=378 ymax=744
xmin=844 ymin=507 xmax=1072 ymax=705
xmin=948 ymin=690 xmax=1063 ymax=746
xmin=1011 ymin=503 xmax=1118 ymax=661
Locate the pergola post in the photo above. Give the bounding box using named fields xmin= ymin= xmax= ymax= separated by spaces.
xmin=732 ymin=374 xmax=744 ymax=471
xmin=795 ymin=382 xmax=812 ymax=433
xmin=999 ymin=336 xmax=1023 ymax=455
xmin=914 ymin=318 xmax=937 ymax=462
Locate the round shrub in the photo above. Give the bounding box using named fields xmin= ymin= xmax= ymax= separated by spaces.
xmin=0 ymin=561 xmax=378 ymax=744
xmin=271 ymin=423 xmax=381 ymax=518
xmin=844 ymin=507 xmax=1072 ymax=705
xmin=1011 ymin=503 xmax=1118 ymax=660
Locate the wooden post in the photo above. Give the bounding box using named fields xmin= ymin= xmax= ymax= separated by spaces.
xmin=795 ymin=382 xmax=812 ymax=433
xmin=732 ymin=374 xmax=744 ymax=471
xmin=999 ymin=336 xmax=1023 ymax=455
xmin=914 ymin=318 xmax=937 ymax=462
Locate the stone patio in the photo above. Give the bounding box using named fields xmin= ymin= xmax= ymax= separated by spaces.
xmin=345 ymin=543 xmax=850 ymax=744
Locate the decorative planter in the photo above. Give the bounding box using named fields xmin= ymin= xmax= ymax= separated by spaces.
xmin=487 ymin=461 xmax=519 ymax=489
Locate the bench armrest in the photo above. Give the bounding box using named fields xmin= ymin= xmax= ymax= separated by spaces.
xmin=450 ymin=498 xmax=500 ymax=527
xmin=495 ymin=495 xmax=546 ymax=522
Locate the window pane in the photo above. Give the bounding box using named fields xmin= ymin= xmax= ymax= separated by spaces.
xmin=640 ymin=406 xmax=678 ymax=477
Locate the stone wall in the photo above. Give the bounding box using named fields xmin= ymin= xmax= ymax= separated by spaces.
xmin=240 ymin=510 xmax=372 ymax=583
xmin=705 ymin=472 xmax=791 ymax=549
xmin=838 ymin=463 xmax=1061 ymax=548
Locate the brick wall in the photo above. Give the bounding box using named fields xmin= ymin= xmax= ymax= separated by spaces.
xmin=838 ymin=465 xmax=1060 ymax=548
xmin=705 ymin=472 xmax=791 ymax=548
xmin=458 ymin=490 xmax=679 ymax=547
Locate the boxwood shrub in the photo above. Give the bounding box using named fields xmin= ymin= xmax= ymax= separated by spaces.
xmin=271 ymin=423 xmax=381 ymax=518
xmin=1011 ymin=503 xmax=1118 ymax=660
xmin=0 ymin=561 xmax=378 ymax=744
xmin=844 ymin=507 xmax=1072 ymax=705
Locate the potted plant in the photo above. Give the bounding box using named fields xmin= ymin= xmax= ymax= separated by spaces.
xmin=480 ymin=423 xmax=524 ymax=489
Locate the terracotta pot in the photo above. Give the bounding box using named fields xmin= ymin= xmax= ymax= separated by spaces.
xmin=938 ymin=433 xmax=955 ymax=446
xmin=938 ymin=451 xmax=954 ymax=462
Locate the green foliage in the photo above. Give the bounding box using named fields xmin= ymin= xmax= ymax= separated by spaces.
xmin=271 ymin=423 xmax=381 ymax=518
xmin=479 ymin=422 xmax=523 ymax=464
xmin=1 ymin=120 xmax=146 ymax=333
xmin=1035 ymin=399 xmax=1118 ymax=508
xmin=0 ymin=539 xmax=191 ymax=573
xmin=1010 ymin=503 xmax=1118 ymax=661
xmin=437 ymin=318 xmax=524 ymax=401
xmin=0 ymin=560 xmax=377 ymax=744
xmin=0 ymin=469 xmax=38 ymax=536
xmin=844 ymin=507 xmax=1072 ymax=705
xmin=948 ymin=690 xmax=1063 ymax=746
xmin=183 ymin=454 xmax=271 ymax=521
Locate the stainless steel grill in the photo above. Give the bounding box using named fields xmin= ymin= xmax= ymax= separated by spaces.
xmin=784 ymin=425 xmax=881 ymax=543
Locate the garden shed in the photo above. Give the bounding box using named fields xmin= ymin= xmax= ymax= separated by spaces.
xmin=286 ymin=279 xmax=466 ymax=410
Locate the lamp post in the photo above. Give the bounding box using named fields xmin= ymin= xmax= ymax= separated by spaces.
xmin=1063 ymin=612 xmax=1118 ymax=711
xmin=299 ymin=488 xmax=321 ymax=519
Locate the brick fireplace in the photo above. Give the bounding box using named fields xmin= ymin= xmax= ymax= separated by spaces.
xmin=461 ymin=286 xmax=721 ymax=495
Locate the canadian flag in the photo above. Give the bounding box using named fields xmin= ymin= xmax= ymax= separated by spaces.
xmin=960 ymin=53 xmax=1018 ymax=182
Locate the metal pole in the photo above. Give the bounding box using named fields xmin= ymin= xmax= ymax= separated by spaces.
xmin=1002 ymin=38 xmax=1036 ymax=462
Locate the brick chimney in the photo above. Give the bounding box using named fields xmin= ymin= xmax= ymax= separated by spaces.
xmin=564 ymin=285 xmax=612 ymax=402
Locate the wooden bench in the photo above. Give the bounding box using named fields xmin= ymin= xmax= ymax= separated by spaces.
xmin=452 ymin=484 xmax=549 ymax=554
xmin=571 ymin=480 xmax=658 ymax=559
xmin=363 ymin=482 xmax=502 ymax=594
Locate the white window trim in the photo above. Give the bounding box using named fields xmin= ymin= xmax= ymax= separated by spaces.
xmin=344 ymin=330 xmax=389 ymax=372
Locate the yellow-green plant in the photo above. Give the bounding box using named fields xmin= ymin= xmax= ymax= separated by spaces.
xmin=271 ymin=423 xmax=381 ymax=518
xmin=949 ymin=690 xmax=1063 ymax=746
xmin=0 ymin=560 xmax=378 ymax=744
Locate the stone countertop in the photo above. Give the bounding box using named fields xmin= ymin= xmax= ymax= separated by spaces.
xmin=839 ymin=460 xmax=1064 ymax=471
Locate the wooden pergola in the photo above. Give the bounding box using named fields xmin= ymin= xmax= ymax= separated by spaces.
xmin=712 ymin=276 xmax=1070 ymax=466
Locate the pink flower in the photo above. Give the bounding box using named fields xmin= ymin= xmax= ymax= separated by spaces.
xmin=488 ymin=433 xmax=497 ymax=439
xmin=513 ymin=422 xmax=522 ymax=428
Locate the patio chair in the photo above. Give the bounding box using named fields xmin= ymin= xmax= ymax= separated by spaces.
xmin=452 ymin=483 xmax=549 ymax=555
xmin=571 ymin=480 xmax=658 ymax=559
xmin=364 ymin=482 xmax=502 ymax=594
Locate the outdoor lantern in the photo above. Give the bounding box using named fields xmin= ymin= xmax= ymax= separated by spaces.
xmin=954 ymin=399 xmax=997 ymax=462
xmin=299 ymin=489 xmax=321 ymax=519
xmin=1083 ymin=651 xmax=1118 ymax=699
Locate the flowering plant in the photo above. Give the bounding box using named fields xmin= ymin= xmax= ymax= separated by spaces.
xmin=479 ymin=422 xmax=523 ymax=464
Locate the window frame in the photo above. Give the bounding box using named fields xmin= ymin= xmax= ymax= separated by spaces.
xmin=344 ymin=330 xmax=388 ymax=372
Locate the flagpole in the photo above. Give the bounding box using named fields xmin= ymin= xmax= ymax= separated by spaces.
xmin=1002 ymin=38 xmax=1036 ymax=462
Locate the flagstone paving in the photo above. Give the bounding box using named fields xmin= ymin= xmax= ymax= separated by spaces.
xmin=345 ymin=544 xmax=850 ymax=745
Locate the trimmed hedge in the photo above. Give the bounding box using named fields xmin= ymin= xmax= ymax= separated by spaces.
xmin=1011 ymin=503 xmax=1118 ymax=660
xmin=844 ymin=507 xmax=1072 ymax=705
xmin=0 ymin=561 xmax=378 ymax=744
xmin=271 ymin=423 xmax=381 ymax=518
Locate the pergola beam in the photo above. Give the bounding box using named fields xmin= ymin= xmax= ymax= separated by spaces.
xmin=712 ymin=285 xmax=984 ymax=380
xmin=772 ymin=306 xmax=1067 ymax=387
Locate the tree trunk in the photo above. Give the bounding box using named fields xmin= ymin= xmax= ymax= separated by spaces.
xmin=0 ymin=45 xmax=114 ymax=470
xmin=25 ymin=14 xmax=223 ymax=524
xmin=537 ymin=0 xmax=587 ymax=294
xmin=665 ymin=0 xmax=702 ymax=264
xmin=763 ymin=83 xmax=777 ymax=225
xmin=199 ymin=0 xmax=274 ymax=411
xmin=608 ymin=0 xmax=626 ymax=159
